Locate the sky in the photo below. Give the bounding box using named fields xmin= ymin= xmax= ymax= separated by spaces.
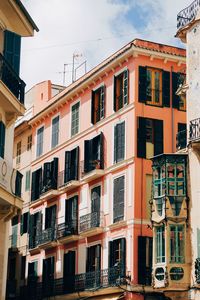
xmin=21 ymin=0 xmax=190 ymax=91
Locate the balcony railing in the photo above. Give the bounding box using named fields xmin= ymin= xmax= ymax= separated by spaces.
xmin=189 ymin=118 xmax=200 ymax=142
xmin=176 ymin=130 xmax=187 ymax=150
xmin=79 ymin=211 xmax=103 ymax=233
xmin=177 ymin=0 xmax=200 ymax=30
xmin=37 ymin=227 xmax=56 ymax=245
xmin=195 ymin=258 xmax=200 ymax=283
xmin=56 ymin=221 xmax=78 ymax=239
xmin=19 ymin=266 xmax=126 ymax=300
xmin=0 ymin=53 xmax=25 ymax=105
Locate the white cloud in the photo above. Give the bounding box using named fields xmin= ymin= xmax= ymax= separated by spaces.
xmin=21 ymin=0 xmax=190 ymax=90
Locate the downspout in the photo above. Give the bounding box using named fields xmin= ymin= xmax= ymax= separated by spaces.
xmin=171 ymin=66 xmax=174 ymax=153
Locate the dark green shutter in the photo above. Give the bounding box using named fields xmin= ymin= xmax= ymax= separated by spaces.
xmin=51 ymin=157 xmax=58 ymax=189
xmin=100 ymin=132 xmax=104 ymax=169
xmin=64 ymin=151 xmax=71 ymax=183
xmin=172 ymin=72 xmax=180 ymax=109
xmin=4 ymin=30 xmax=21 ymax=75
xmin=138 ymin=66 xmax=147 ymax=103
xmin=137 ymin=117 xmax=146 ymax=158
xmin=31 ymin=171 xmax=36 ymax=201
xmin=138 ymin=236 xmax=147 ymax=284
xmin=74 ymin=146 xmax=79 ymax=180
xmin=113 ymin=76 xmax=117 ymax=111
xmin=120 ymin=238 xmax=126 ymax=273
xmin=20 ymin=214 xmax=23 ymax=235
xmin=113 ymin=176 xmax=124 ymax=223
xmin=154 ymin=119 xmax=163 ymax=156
xmin=123 ymin=69 xmax=129 ymax=105
xmin=43 ymin=162 xmax=51 ymax=191
xmin=0 ymin=121 xmax=5 ymax=159
xmin=15 ymin=170 xmax=23 ymax=197
xmin=91 ymin=90 xmax=95 ymax=124
xmin=84 ymin=140 xmax=90 ymax=173
xmin=162 ymin=71 xmax=170 ymax=107
xmin=71 ymin=147 xmax=79 ymax=180
xmin=100 ymin=86 xmax=105 ymax=119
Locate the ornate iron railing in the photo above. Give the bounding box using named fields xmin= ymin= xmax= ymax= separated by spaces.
xmin=79 ymin=211 xmax=103 ymax=232
xmin=189 ymin=118 xmax=200 ymax=141
xmin=38 ymin=227 xmax=56 ymax=245
xmin=176 ymin=130 xmax=187 ymax=150
xmin=0 ymin=53 xmax=25 ymax=104
xmin=56 ymin=221 xmax=78 ymax=238
xmin=19 ymin=266 xmax=126 ymax=300
xmin=195 ymin=258 xmax=200 ymax=283
xmin=177 ymin=0 xmax=200 ymax=30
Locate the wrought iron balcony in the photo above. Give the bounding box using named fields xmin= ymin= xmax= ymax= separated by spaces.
xmin=195 ymin=258 xmax=200 ymax=283
xmin=79 ymin=211 xmax=103 ymax=234
xmin=189 ymin=117 xmax=200 ymax=142
xmin=37 ymin=227 xmax=56 ymax=246
xmin=177 ymin=0 xmax=200 ymax=31
xmin=19 ymin=266 xmax=127 ymax=299
xmin=0 ymin=53 xmax=25 ymax=105
xmin=56 ymin=221 xmax=78 ymax=239
xmin=176 ymin=130 xmax=187 ymax=150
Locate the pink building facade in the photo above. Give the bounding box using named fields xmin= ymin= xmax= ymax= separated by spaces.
xmin=8 ymin=39 xmax=186 ymax=300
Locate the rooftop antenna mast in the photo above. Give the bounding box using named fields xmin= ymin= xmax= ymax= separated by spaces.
xmin=72 ymin=52 xmax=82 ymax=83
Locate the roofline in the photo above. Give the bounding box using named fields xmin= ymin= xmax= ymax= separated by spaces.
xmin=29 ymin=39 xmax=186 ymax=125
xmin=15 ymin=0 xmax=39 ymax=32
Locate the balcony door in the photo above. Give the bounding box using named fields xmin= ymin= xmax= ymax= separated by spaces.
xmin=91 ymin=186 xmax=101 ymax=227
xmin=63 ymin=251 xmax=76 ymax=293
xmin=42 ymin=257 xmax=54 ymax=297
xmin=86 ymin=244 xmax=101 ymax=288
xmin=65 ymin=196 xmax=78 ymax=234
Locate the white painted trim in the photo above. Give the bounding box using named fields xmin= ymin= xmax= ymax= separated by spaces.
xmin=114 ymin=66 xmax=128 ymax=77
xmin=93 ymin=82 xmax=105 ymax=92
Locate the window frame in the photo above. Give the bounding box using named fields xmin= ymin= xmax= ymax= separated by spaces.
xmin=36 ymin=125 xmax=44 ymax=158
xmin=166 ymin=162 xmax=186 ymax=196
xmin=156 ymin=226 xmax=165 ymax=263
xmin=51 ymin=114 xmax=60 ymax=149
xmin=27 ymin=135 xmax=32 ymax=151
xmin=169 ymin=224 xmax=185 ymax=263
xmin=71 ymin=100 xmax=80 ymax=137
xmin=16 ymin=140 xmax=21 ymax=165
xmin=113 ymin=68 xmax=129 ymax=112
xmin=91 ymin=84 xmax=105 ymax=125
xmin=146 ymin=68 xmax=163 ymax=107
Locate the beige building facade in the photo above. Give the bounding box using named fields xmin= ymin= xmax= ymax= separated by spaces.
xmin=0 ymin=1 xmax=38 ymax=299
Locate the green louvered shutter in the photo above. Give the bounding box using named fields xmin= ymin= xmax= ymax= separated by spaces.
xmin=51 ymin=157 xmax=58 ymax=189
xmin=4 ymin=30 xmax=21 ymax=75
xmin=154 ymin=119 xmax=163 ymax=156
xmin=100 ymin=86 xmax=105 ymax=119
xmin=138 ymin=66 xmax=147 ymax=103
xmin=91 ymin=90 xmax=95 ymax=124
xmin=123 ymin=69 xmax=129 ymax=105
xmin=172 ymin=72 xmax=180 ymax=109
xmin=162 ymin=71 xmax=170 ymax=107
xmin=113 ymin=76 xmax=117 ymax=111
xmin=137 ymin=117 xmax=146 ymax=158
xmin=0 ymin=121 xmax=5 ymax=159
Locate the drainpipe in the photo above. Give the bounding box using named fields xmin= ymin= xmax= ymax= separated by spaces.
xmin=171 ymin=66 xmax=174 ymax=153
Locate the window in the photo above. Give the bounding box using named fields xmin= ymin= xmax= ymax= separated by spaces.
xmin=114 ymin=121 xmax=125 ymax=163
xmin=114 ymin=69 xmax=129 ymax=111
xmin=31 ymin=167 xmax=42 ymax=201
xmin=156 ymin=226 xmax=165 ymax=263
xmin=27 ymin=135 xmax=32 ymax=151
xmin=91 ymin=86 xmax=105 ymax=124
xmin=36 ymin=126 xmax=44 ymax=157
xmin=28 ymin=261 xmax=38 ymax=282
xmin=42 ymin=157 xmax=59 ymax=193
xmin=177 ymin=123 xmax=187 ymax=150
xmin=172 ymin=73 xmax=186 ymax=110
xmin=65 ymin=196 xmax=78 ymax=234
xmin=71 ymin=102 xmax=80 ymax=136
xmin=0 ymin=121 xmax=5 ymax=158
xmin=146 ymin=175 xmax=153 ymax=219
xmin=137 ymin=117 xmax=163 ymax=159
xmin=84 ymin=133 xmax=104 ymax=173
xmin=139 ymin=67 xmax=185 ymax=108
xmin=170 ymin=225 xmax=184 ymax=263
xmin=20 ymin=212 xmax=29 ymax=235
xmin=166 ymin=162 xmax=186 ymax=196
xmin=45 ymin=205 xmax=56 ymax=229
xmin=86 ymin=244 xmax=101 ymax=273
xmin=64 ymin=147 xmax=79 ymax=184
xmin=109 ymin=238 xmax=126 ymax=274
xmin=113 ymin=176 xmax=124 ymax=223
xmin=153 ymin=165 xmax=165 ymax=198
xmin=16 ymin=141 xmax=21 ymax=165
xmin=51 ymin=115 xmax=59 ymax=148
xmin=146 ymin=68 xmax=162 ymax=106
xmin=25 ymin=170 xmax=31 ymax=191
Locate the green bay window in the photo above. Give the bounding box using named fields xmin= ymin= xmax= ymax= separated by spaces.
xmin=166 ymin=163 xmax=186 ymax=196
xmin=170 ymin=225 xmax=185 ymax=263
xmin=156 ymin=226 xmax=165 ymax=263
